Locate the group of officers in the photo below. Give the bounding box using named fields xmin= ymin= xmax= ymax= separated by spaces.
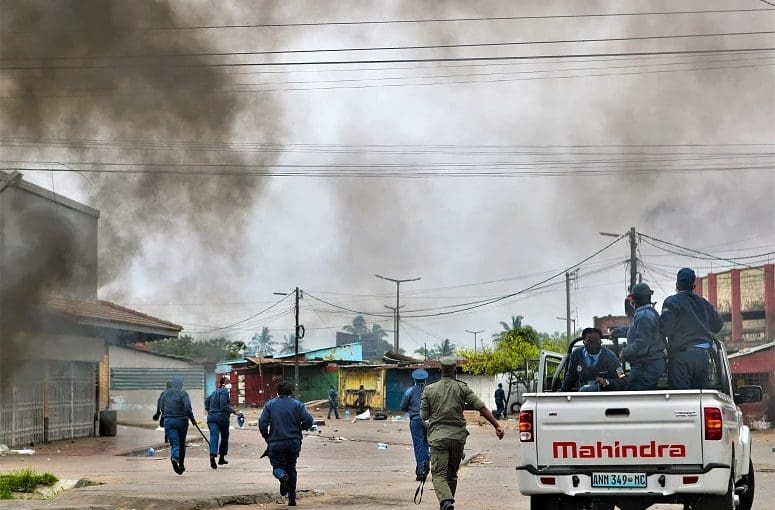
xmin=149 ymin=266 xmax=717 ymax=510
xmin=561 ymin=267 xmax=724 ymax=393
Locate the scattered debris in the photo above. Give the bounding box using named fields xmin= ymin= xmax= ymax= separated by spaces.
xmin=377 ymin=443 xmax=388 ymax=449
xmin=356 ymin=409 xmax=371 ymax=420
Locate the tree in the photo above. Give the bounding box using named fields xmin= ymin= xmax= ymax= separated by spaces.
xmin=494 ymin=315 xmax=524 ymax=339
xmin=279 ymin=334 xmax=305 ymax=355
xmin=251 ymin=327 xmax=276 ymax=356
xmin=371 ymin=323 xmax=388 ymax=342
xmin=459 ymin=328 xmax=541 ymax=415
xmin=343 ymin=315 xmax=370 ymax=337
xmin=146 ymin=334 xmax=243 ymax=362
xmin=493 ymin=315 xmax=541 ymax=346
xmin=414 ymin=345 xmax=430 ymax=359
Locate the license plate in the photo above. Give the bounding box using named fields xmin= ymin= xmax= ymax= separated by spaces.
xmin=591 ymin=473 xmax=647 ymax=488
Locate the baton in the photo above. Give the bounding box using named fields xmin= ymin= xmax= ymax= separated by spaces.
xmin=192 ymin=420 xmax=211 ymax=448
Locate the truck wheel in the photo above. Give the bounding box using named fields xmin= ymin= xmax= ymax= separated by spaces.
xmin=703 ymin=474 xmax=734 ymax=510
xmin=510 ymin=402 xmax=521 ymax=414
xmin=737 ymin=459 xmax=755 ymax=510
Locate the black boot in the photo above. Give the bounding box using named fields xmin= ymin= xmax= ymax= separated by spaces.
xmin=279 ymin=474 xmax=289 ymax=496
xmin=440 ymin=499 xmax=455 ymax=510
xmin=210 ymin=455 xmax=217 ymax=469
xmin=171 ymin=459 xmax=182 ymax=475
xmin=288 ymin=497 xmax=296 ymax=506
xmin=218 ymin=454 xmax=228 ymax=465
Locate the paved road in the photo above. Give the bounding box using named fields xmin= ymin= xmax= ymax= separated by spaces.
xmin=1 ymin=413 xmax=774 ymax=509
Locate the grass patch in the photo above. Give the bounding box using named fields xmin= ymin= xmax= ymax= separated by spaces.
xmin=0 ymin=468 xmax=58 ymax=499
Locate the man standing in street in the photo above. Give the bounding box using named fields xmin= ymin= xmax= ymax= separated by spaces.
xmin=206 ymin=375 xmax=243 ymax=469
xmin=326 ymin=385 xmax=339 ymax=420
xmin=162 ymin=376 xmax=197 ymax=475
xmin=617 ymin=283 xmax=668 ymax=390
xmin=494 ymin=383 xmax=506 ymax=419
xmin=259 ymin=381 xmax=314 ymax=507
xmin=421 ymin=357 xmax=504 ymax=510
xmin=356 ymin=384 xmax=367 ymax=415
xmin=661 ymin=268 xmax=724 ymax=390
xmin=401 ymin=368 xmax=430 ymax=481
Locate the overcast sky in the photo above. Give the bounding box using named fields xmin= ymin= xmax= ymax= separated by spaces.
xmin=4 ymin=0 xmax=774 ymax=354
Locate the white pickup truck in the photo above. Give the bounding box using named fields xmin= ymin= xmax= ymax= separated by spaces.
xmin=515 ymin=337 xmax=763 ymax=510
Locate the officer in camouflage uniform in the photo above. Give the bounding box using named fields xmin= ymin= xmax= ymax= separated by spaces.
xmin=420 ymin=357 xmax=504 ymax=510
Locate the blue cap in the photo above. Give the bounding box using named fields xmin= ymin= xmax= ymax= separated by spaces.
xmin=412 ymin=369 xmax=429 ymax=380
xmin=677 ymin=267 xmax=696 ymax=284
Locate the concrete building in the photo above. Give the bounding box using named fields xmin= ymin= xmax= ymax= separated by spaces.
xmin=729 ymin=341 xmax=775 ymax=426
xmin=108 ymin=345 xmax=205 ymax=425
xmin=0 ymin=172 xmax=182 ymax=447
xmin=695 ymin=265 xmax=775 ymax=350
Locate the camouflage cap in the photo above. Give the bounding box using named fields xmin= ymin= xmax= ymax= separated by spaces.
xmin=439 ymin=356 xmax=457 ymax=368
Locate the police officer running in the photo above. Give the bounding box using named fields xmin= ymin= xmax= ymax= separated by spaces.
xmin=420 ymin=357 xmax=504 ymax=510
xmin=327 ymin=385 xmax=339 ymax=420
xmin=162 ymin=375 xmax=197 ymax=475
xmin=560 ymin=328 xmax=627 ymax=392
xmin=259 ymin=381 xmax=314 ymax=507
xmin=152 ymin=380 xmax=172 ymax=442
xmin=401 ymin=368 xmax=430 ymax=481
xmin=494 ymin=383 xmax=506 ymax=419
xmin=206 ymin=376 xmax=243 ymax=469
xmin=661 ymin=268 xmax=724 ymax=390
xmin=617 ymin=283 xmax=667 ymax=390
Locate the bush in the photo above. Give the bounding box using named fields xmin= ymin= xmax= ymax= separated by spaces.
xmin=0 ymin=468 xmax=58 ymax=499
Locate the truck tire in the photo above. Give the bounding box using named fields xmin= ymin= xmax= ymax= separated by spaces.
xmin=529 ymin=495 xmax=566 ymax=510
xmin=510 ymin=402 xmax=521 ymax=414
xmin=737 ymin=459 xmax=755 ymax=510
xmin=703 ymin=474 xmax=734 ymax=510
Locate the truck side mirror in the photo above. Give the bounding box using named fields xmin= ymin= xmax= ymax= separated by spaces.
xmin=734 ymin=385 xmax=763 ymax=404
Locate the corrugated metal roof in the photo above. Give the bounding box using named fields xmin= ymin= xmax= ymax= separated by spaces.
xmin=728 ymin=340 xmax=775 ymax=358
xmin=48 ymin=296 xmax=183 ymax=333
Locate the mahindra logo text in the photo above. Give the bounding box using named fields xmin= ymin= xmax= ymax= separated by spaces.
xmin=552 ymin=441 xmax=687 ymax=459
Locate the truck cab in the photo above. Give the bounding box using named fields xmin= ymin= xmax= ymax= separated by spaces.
xmin=515 ymin=337 xmax=762 ymax=510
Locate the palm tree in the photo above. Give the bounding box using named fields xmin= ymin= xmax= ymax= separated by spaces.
xmin=343 ymin=315 xmax=370 ymax=337
xmin=251 ymin=327 xmax=275 ymax=356
xmin=371 ymin=323 xmax=388 ymax=342
xmin=435 ymin=339 xmax=456 ymax=357
xmin=279 ymin=334 xmax=305 ymax=355
xmin=493 ymin=315 xmax=524 ymax=342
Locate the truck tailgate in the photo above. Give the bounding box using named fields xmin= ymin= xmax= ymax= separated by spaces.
xmin=535 ymin=392 xmax=703 ymax=467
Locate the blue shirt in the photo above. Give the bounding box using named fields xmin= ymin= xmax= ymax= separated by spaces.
xmin=207 ymin=387 xmax=235 ymax=416
xmin=162 ymin=377 xmax=194 ymax=420
xmin=661 ymin=290 xmax=723 ymax=352
xmin=494 ymin=387 xmax=506 ymax=403
xmin=560 ymin=347 xmax=627 ymax=392
xmin=259 ymin=396 xmax=314 ymax=443
xmin=621 ymin=304 xmax=666 ymax=362
xmin=400 ymin=384 xmax=424 ymax=417
xmin=328 ymin=389 xmax=338 ymax=405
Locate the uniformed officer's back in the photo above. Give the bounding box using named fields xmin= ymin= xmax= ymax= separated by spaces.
xmin=422 ymin=378 xmax=478 ymax=442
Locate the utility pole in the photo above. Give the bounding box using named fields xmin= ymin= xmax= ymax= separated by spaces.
xmin=384 ymin=304 xmax=404 ymax=352
xmin=274 ymin=288 xmax=305 ymax=393
xmin=565 ymin=271 xmax=573 ymax=342
xmin=375 ymin=274 xmax=420 ymax=352
xmin=628 ymin=227 xmax=638 ymax=291
xmin=465 ymin=329 xmax=484 ymax=352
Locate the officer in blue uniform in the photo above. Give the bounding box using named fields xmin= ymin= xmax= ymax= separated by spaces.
xmin=661 ymin=268 xmax=724 ymax=390
xmin=560 ymin=328 xmax=627 ymax=392
xmin=327 ymin=385 xmax=340 ymax=420
xmin=152 ymin=380 xmax=172 ymax=442
xmin=401 ymin=368 xmax=430 ymax=481
xmin=206 ymin=375 xmax=242 ymax=469
xmin=259 ymin=381 xmax=314 ymax=507
xmin=494 ymin=383 xmax=506 ymax=419
xmin=162 ymin=376 xmax=197 ymax=475
xmin=617 ymin=283 xmax=668 ymax=390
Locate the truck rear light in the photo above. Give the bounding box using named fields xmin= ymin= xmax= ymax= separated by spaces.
xmin=539 ymin=477 xmax=556 ymax=485
xmin=519 ymin=410 xmax=534 ymax=442
xmin=704 ymin=407 xmax=723 ymax=440
xmin=683 ymin=476 xmax=699 ymax=484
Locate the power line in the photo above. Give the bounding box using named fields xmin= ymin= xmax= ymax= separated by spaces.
xmin=6 ymin=59 xmax=774 ymax=97
xmin=189 ymin=292 xmax=292 ymax=334
xmin=5 ymin=30 xmax=771 ymax=62
xmin=2 ymin=47 xmax=772 ymax=70
xmin=3 ymin=8 xmax=768 ymax=33
xmin=638 ymin=233 xmax=768 ymax=271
